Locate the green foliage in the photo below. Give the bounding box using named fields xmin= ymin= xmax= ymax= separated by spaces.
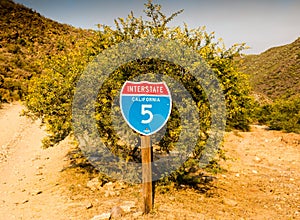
xmin=25 ymin=34 xmax=100 ymax=147
xmin=24 ymin=1 xmax=253 ymax=182
xmin=255 ymin=96 xmax=300 ymax=133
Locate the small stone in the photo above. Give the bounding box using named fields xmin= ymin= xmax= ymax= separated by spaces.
xmin=120 ymin=201 xmax=136 ymax=212
xmin=22 ymin=199 xmax=29 ymax=204
xmin=90 ymin=213 xmax=111 ymax=220
xmin=104 ymin=190 xmax=117 ymax=197
xmin=169 ymin=196 xmax=175 ymax=201
xmin=222 ymin=198 xmax=238 ymax=207
xmin=235 ymin=173 xmax=240 ymax=177
xmin=86 ymin=202 xmax=93 ymax=209
xmin=110 ymin=206 xmax=124 ymax=219
xmin=87 ymin=177 xmax=101 ymax=191
xmin=31 ymin=190 xmax=42 ymax=196
xmin=103 ymin=182 xmax=114 ymax=191
xmin=255 ymin=156 xmax=261 ymax=161
xmin=120 ymin=205 xmax=132 ymax=212
xmin=252 ymin=170 xmax=258 ymax=174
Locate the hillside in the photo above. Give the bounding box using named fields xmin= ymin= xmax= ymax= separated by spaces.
xmin=2 ymin=0 xmax=299 ymax=104
xmin=240 ymin=37 xmax=300 ymax=100
xmin=0 ymin=0 xmax=93 ymax=102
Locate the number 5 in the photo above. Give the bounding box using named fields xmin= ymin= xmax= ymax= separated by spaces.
xmin=141 ymin=104 xmax=153 ymax=124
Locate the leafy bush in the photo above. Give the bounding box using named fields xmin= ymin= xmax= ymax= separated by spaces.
xmin=25 ymin=1 xmax=254 ymax=182
xmin=256 ymin=96 xmax=300 ymax=133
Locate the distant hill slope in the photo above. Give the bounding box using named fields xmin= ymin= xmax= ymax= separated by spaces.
xmin=239 ymin=37 xmax=300 ymax=100
xmin=0 ymin=0 xmax=92 ymax=102
xmin=2 ymin=0 xmax=299 ymax=104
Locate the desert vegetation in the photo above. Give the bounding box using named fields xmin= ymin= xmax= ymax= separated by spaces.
xmin=0 ymin=0 xmax=299 ymax=219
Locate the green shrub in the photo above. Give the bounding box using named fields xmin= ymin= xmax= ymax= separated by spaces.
xmin=256 ymin=96 xmax=300 ymax=133
xmin=25 ymin=1 xmax=254 ymax=182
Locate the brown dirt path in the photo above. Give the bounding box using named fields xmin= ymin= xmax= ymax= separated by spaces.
xmin=0 ymin=103 xmax=72 ymax=220
xmin=215 ymin=126 xmax=300 ymax=219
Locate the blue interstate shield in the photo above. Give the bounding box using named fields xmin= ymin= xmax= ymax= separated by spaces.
xmin=120 ymin=81 xmax=172 ymax=136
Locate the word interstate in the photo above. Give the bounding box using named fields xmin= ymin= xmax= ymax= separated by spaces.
xmin=126 ymin=84 xmax=164 ymax=94
xmin=122 ymin=81 xmax=169 ymax=95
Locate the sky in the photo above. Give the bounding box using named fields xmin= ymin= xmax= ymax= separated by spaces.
xmin=14 ymin=0 xmax=300 ymax=54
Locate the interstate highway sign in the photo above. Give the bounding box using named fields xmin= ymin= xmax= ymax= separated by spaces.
xmin=120 ymin=81 xmax=172 ymax=136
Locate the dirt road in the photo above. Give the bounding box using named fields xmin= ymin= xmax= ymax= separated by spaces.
xmin=0 ymin=103 xmax=71 ymax=219
xmin=0 ymin=103 xmax=299 ymax=219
